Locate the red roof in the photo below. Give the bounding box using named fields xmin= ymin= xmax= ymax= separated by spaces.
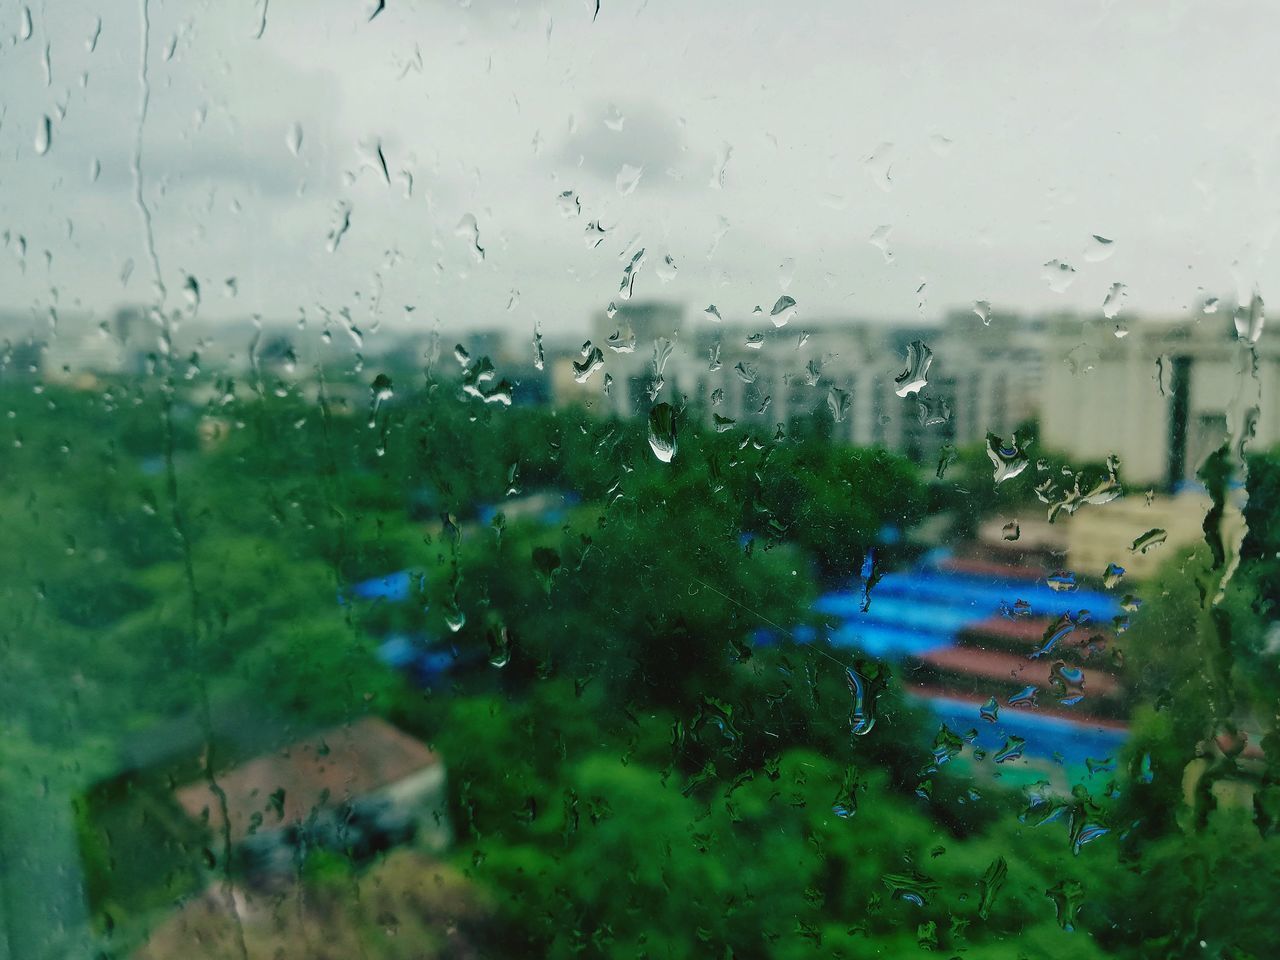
xmin=909 ymin=646 xmax=1120 ymax=699
xmin=175 ymin=717 xmax=439 ymax=846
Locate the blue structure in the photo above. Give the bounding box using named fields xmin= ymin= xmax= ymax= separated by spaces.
xmin=811 ymin=551 xmax=1122 ymax=661
xmin=340 ymin=570 xmax=413 ymax=605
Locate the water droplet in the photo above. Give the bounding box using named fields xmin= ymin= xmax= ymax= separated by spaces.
xmin=1102 ymin=562 xmax=1125 ymax=588
xmin=979 ymin=697 xmax=999 ymax=723
xmin=744 ymin=333 xmax=764 ymax=350
xmin=778 ymin=258 xmax=795 ymax=290
xmin=881 ymin=868 xmax=938 ymax=907
xmin=1102 ymin=281 xmax=1126 ymax=319
xmin=656 ymin=254 xmax=678 ymax=283
xmin=19 ymin=7 xmax=33 ymax=41
xmin=1046 ymin=571 xmax=1076 ymax=592
xmin=993 ymin=736 xmax=1026 ymax=763
xmin=703 ymin=304 xmax=722 ymax=323
xmin=733 ymin=361 xmax=756 ymax=384
xmin=1002 ymin=521 xmax=1020 ymax=541
xmin=573 ymin=342 xmax=605 ymax=383
xmin=985 ymin=432 xmax=1029 ymax=484
xmin=1137 ymin=751 xmax=1154 ymax=784
xmin=605 ymin=328 xmax=635 ymax=353
xmin=1042 ymin=259 xmax=1077 ymax=293
xmin=603 ymin=102 xmax=625 ymax=131
xmin=1130 ymin=528 xmax=1167 ymax=554
xmin=931 ymin=723 xmax=964 ymax=767
xmin=646 ymin=403 xmax=677 ymax=462
xmin=1008 ymin=686 xmax=1037 ymax=708
xmin=858 ymin=549 xmax=882 ymax=613
xmin=618 ymin=248 xmax=645 ymax=300
xmin=1049 ymin=661 xmax=1086 ymax=706
xmin=286 ymin=122 xmax=303 ymax=156
xmin=894 ymin=340 xmax=933 ymax=397
xmin=713 ymin=414 xmax=736 ymax=433
xmin=868 ymin=224 xmax=893 ymax=263
xmin=1234 ymin=290 xmax=1265 ymax=343
xmin=557 ymin=189 xmax=581 ymax=217
xmin=584 ymin=220 xmax=608 ymax=248
xmin=606 ymin=301 xmax=618 ymax=319
xmin=973 ymin=300 xmax=991 ymax=325
xmin=86 ymin=16 xmax=102 ymax=52
xmin=456 ymin=213 xmax=485 ymax=262
xmin=615 ymin=163 xmax=643 ymax=196
xmin=710 ymin=141 xmax=732 ymax=189
xmin=978 ymin=857 xmax=1008 ymax=919
xmin=1084 ymin=234 xmax=1114 ymax=263
xmin=863 ymin=141 xmax=894 ymax=192
xmin=34 ymin=115 xmax=52 ymax=156
xmin=846 ymin=664 xmax=880 ymax=736
xmin=827 ymin=385 xmax=850 ymax=423
xmin=1046 ymin=879 xmax=1084 ymax=931
xmin=326 ymin=201 xmax=352 ymax=252
xmin=770 ymin=295 xmax=796 ymax=327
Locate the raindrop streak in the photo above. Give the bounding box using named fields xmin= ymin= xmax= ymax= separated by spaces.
xmin=35 ymin=115 xmax=52 ymax=156
xmin=456 ymin=214 xmax=485 ymax=262
xmin=986 ymin=432 xmax=1029 ymax=484
xmin=710 ymin=141 xmax=732 ymax=189
xmin=978 ymin=857 xmax=1008 ymax=919
xmin=827 ymin=385 xmax=850 ymax=423
xmin=1234 ymin=290 xmax=1265 ymax=343
xmin=616 ymin=163 xmax=643 ymax=196
xmin=286 ymin=122 xmax=303 ymax=156
xmin=618 ymin=248 xmax=645 ymax=300
xmin=1130 ymin=528 xmax=1167 ymax=554
xmin=894 ymin=340 xmax=933 ymax=397
xmin=326 ymin=201 xmax=352 ymax=252
xmin=647 ymin=403 xmax=677 ymax=462
xmin=846 ymin=665 xmax=878 ymax=736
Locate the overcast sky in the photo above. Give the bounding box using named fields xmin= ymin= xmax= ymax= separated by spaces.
xmin=3 ymin=0 xmax=1279 ymax=343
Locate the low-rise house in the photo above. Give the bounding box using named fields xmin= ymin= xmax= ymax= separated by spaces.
xmin=175 ymin=717 xmax=449 ymax=877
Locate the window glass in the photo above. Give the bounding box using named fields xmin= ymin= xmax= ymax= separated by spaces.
xmin=2 ymin=3 xmax=1278 ymax=958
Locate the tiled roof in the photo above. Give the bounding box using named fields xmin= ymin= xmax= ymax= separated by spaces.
xmin=175 ymin=717 xmax=439 ymax=846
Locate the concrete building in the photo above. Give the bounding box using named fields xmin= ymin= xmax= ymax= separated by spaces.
xmin=1041 ymin=314 xmax=1280 ymax=487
